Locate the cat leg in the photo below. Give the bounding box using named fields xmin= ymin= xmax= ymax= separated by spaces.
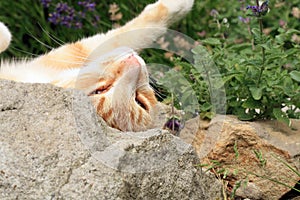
xmin=80 ymin=0 xmax=194 ymax=59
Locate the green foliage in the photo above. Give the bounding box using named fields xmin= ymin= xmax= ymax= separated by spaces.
xmin=249 ymin=155 xmax=300 ymax=193
xmin=234 ymin=141 xmax=239 ymax=160
xmin=253 ymin=149 xmax=267 ymax=168
xmin=211 ymin=25 xmax=300 ymax=123
xmin=190 ymin=0 xmax=300 ymax=123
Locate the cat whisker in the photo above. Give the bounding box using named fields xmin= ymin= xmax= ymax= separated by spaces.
xmin=38 ymin=24 xmax=95 ymax=62
xmin=11 ymin=46 xmax=92 ymax=64
xmin=27 ymin=27 xmax=93 ymax=62
xmin=38 ymin=23 xmax=66 ymax=46
xmin=148 ymin=76 xmax=167 ymax=99
xmin=10 ymin=46 xmax=40 ymax=57
xmin=25 ymin=28 xmax=54 ymax=50
xmin=151 ymin=86 xmax=165 ymax=100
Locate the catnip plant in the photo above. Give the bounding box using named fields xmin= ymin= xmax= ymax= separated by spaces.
xmin=219 ymin=0 xmax=300 ymax=124
xmin=40 ymin=0 xmax=100 ymax=28
xmin=175 ymin=0 xmax=300 ymax=124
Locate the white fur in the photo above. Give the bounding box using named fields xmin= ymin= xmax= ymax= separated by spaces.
xmin=0 ymin=60 xmax=62 ymax=83
xmin=0 ymin=22 xmax=12 ymax=53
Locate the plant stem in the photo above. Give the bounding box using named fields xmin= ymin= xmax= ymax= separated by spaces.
xmin=171 ymin=93 xmax=175 ymax=132
xmin=256 ymin=0 xmax=266 ymax=87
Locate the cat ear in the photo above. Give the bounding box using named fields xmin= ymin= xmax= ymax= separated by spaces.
xmin=0 ymin=22 xmax=12 ymax=53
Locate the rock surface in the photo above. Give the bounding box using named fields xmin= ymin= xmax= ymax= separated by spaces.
xmin=183 ymin=115 xmax=300 ymax=200
xmin=0 ymin=80 xmax=222 ymax=199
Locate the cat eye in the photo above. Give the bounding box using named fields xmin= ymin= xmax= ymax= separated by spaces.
xmin=90 ymin=89 xmax=104 ymax=95
xmin=89 ymin=84 xmax=111 ymax=96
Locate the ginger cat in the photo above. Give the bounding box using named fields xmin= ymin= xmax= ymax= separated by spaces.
xmin=0 ymin=0 xmax=194 ymax=132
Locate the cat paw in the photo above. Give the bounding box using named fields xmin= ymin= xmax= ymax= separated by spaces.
xmin=144 ymin=0 xmax=194 ymax=23
xmin=159 ymin=0 xmax=194 ymax=16
xmin=0 ymin=22 xmax=11 ymax=53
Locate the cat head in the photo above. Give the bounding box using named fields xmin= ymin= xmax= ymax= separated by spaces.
xmin=75 ymin=47 xmax=157 ymax=131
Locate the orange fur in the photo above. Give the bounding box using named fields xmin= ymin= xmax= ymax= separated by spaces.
xmin=37 ymin=42 xmax=90 ymax=70
xmin=143 ymin=3 xmax=169 ymax=22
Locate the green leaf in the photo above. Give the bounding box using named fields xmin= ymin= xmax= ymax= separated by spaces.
xmin=242 ymin=98 xmax=262 ymax=109
xmin=286 ymin=29 xmax=300 ymax=35
xmin=201 ymin=102 xmax=212 ymax=111
xmin=237 ymin=109 xmax=254 ymax=121
xmin=251 ymin=28 xmax=261 ymax=36
xmin=290 ymin=71 xmax=300 ymax=82
xmin=251 ymin=28 xmax=267 ymax=44
xmin=241 ymin=59 xmax=261 ymax=66
xmin=200 ymin=111 xmax=214 ymax=120
xmin=192 ymin=45 xmax=207 ymax=55
xmin=201 ymin=38 xmax=222 ymax=46
xmin=273 ymin=108 xmax=291 ymax=126
xmin=259 ymin=43 xmax=271 ymax=51
xmin=275 ymin=34 xmax=286 ymax=44
xmin=249 ymin=87 xmax=263 ymax=100
xmin=266 ymin=53 xmax=285 ymax=63
xmin=228 ymin=43 xmax=251 ymax=51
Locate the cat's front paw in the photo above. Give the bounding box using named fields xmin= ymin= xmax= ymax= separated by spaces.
xmin=159 ymin=0 xmax=194 ymax=16
xmin=142 ymin=0 xmax=194 ymax=25
xmin=0 ymin=22 xmax=11 ymax=53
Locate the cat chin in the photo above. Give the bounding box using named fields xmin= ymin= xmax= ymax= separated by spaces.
xmin=91 ymin=47 xmax=144 ymax=66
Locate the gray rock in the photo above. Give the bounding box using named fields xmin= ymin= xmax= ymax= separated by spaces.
xmin=0 ymin=80 xmax=222 ymax=200
xmin=235 ymin=181 xmax=263 ymax=200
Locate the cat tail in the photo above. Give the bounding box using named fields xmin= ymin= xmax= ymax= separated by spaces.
xmin=0 ymin=22 xmax=12 ymax=53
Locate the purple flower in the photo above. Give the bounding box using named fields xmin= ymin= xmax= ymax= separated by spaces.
xmin=279 ymin=19 xmax=287 ymax=28
xmin=238 ymin=16 xmax=250 ymax=24
xmin=163 ymin=116 xmax=184 ymax=134
xmin=40 ymin=0 xmax=52 ymax=8
xmin=246 ymin=0 xmax=269 ymax=16
xmin=48 ymin=2 xmax=76 ymax=27
xmin=48 ymin=12 xmax=60 ymax=24
xmin=78 ymin=0 xmax=96 ymax=11
xmin=41 ymin=0 xmax=100 ymax=29
xmin=74 ymin=22 xmax=83 ymax=29
xmin=94 ymin=15 xmax=100 ymax=22
xmin=260 ymin=1 xmax=269 ymax=14
xmin=210 ymin=9 xmax=219 ymax=17
xmin=55 ymin=3 xmax=75 ymax=15
xmin=78 ymin=11 xmax=86 ymax=18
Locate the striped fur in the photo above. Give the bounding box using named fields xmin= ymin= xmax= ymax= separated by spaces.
xmin=0 ymin=0 xmax=194 ymax=131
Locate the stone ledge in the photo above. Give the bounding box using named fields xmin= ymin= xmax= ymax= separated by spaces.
xmin=0 ymin=80 xmax=222 ymax=199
